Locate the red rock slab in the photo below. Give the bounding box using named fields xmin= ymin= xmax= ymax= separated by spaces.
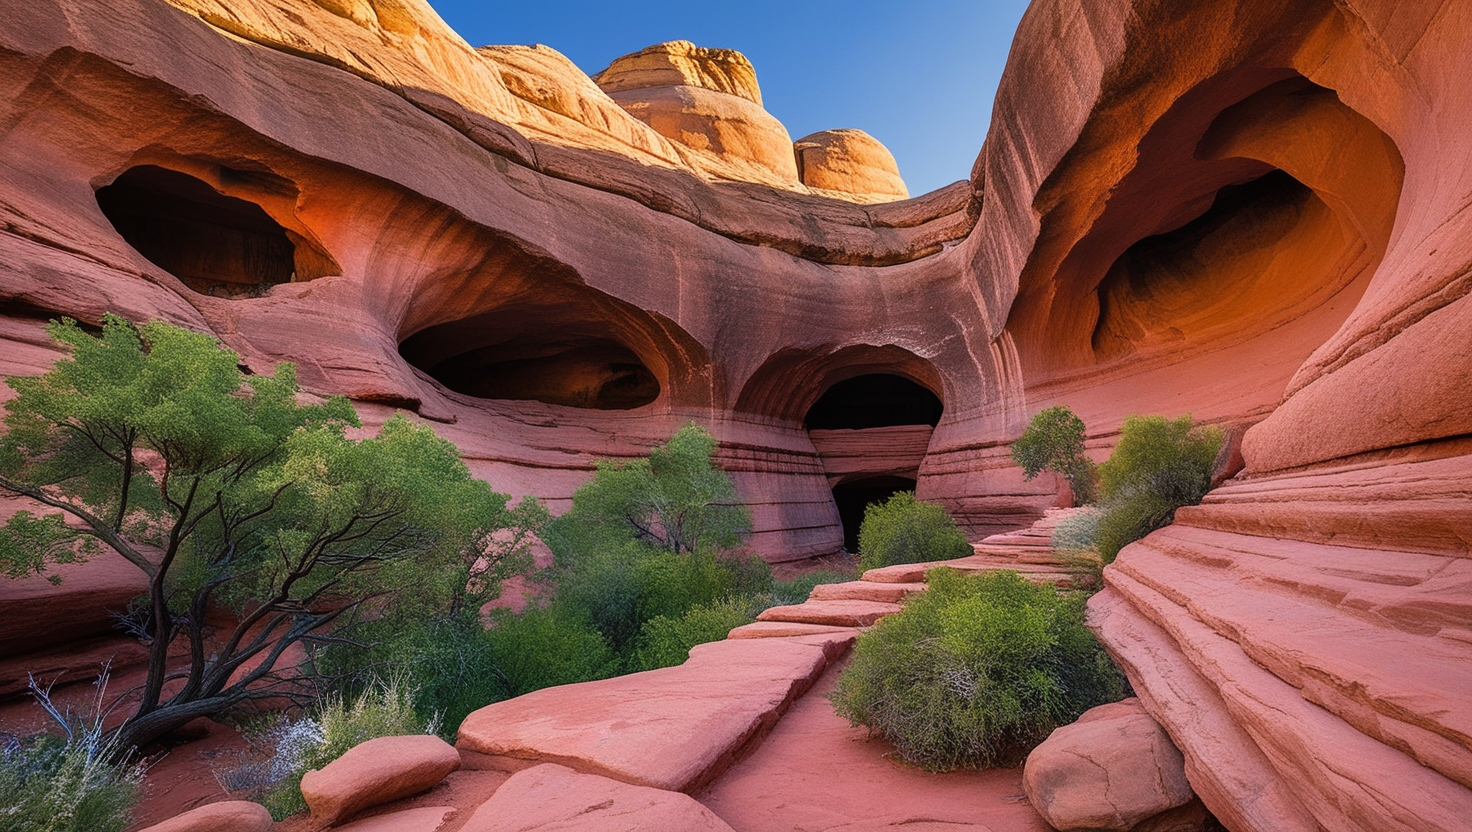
xmin=458 ymin=763 xmax=736 ymax=832
xmin=301 ymin=735 xmax=461 ymax=826
xmin=861 ymin=556 xmax=1073 ymax=585
xmin=0 ymin=549 xmax=147 ymax=655
xmin=1023 ymin=698 xmax=1194 ymax=831
xmin=135 ymin=801 xmax=272 ymax=832
xmin=727 ymin=621 xmax=856 ymax=639
xmin=333 ymin=806 xmax=454 ymax=832
xmin=808 ymin=580 xmax=928 ymax=604
xmin=456 ymin=637 xmax=830 ymax=793
xmin=698 ymin=659 xmax=1050 ymax=832
xmin=755 ymin=599 xmax=901 ymax=627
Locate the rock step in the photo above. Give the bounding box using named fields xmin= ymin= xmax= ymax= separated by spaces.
xmin=460 ymin=763 xmax=736 ymax=831
xmin=456 ymin=636 xmax=835 ymax=794
xmin=861 ymin=555 xmax=1076 ymax=586
xmin=807 ymin=580 xmax=927 ymax=604
xmin=755 ymin=599 xmax=902 ymax=627
xmin=727 ymin=621 xmax=856 ymax=639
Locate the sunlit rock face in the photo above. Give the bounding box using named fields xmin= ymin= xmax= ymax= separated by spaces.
xmin=1 ymin=0 xmax=1471 ymax=828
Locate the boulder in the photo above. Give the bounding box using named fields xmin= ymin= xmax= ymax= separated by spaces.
xmin=794 ymin=129 xmax=909 ymax=202
xmin=458 ymin=763 xmax=736 ymax=832
xmin=135 ymin=801 xmax=272 ymax=832
xmin=301 ymin=734 xmax=461 ymax=826
xmin=1023 ymin=698 xmax=1194 ymax=831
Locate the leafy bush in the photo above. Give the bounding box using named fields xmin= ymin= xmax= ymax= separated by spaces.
xmin=481 ymin=605 xmax=619 ymax=697
xmin=0 ymin=734 xmax=142 ymax=832
xmin=630 ymin=595 xmax=764 ymax=672
xmin=229 ymin=676 xmax=437 ymax=819
xmin=831 ymin=569 xmax=1125 ymax=771
xmin=1051 ymin=507 xmax=1102 ymax=554
xmin=771 ymin=568 xmax=857 ymax=606
xmin=856 ymin=492 xmax=971 ymax=572
xmin=1095 ymin=415 xmax=1222 ymax=562
xmin=0 ymin=316 xmax=541 ymax=752
xmin=1012 ymin=406 xmax=1098 ymax=504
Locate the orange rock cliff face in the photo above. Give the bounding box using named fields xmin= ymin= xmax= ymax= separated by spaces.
xmin=1 ymin=0 xmax=1470 ymax=829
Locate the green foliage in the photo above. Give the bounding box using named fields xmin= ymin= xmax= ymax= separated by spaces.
xmin=0 ymin=735 xmax=142 ymax=832
xmin=249 ymin=677 xmax=435 ymax=820
xmin=771 ymin=568 xmax=857 ymax=606
xmin=831 ymin=569 xmax=1125 ymax=771
xmin=481 ymin=605 xmax=619 ymax=697
xmin=1094 ymin=415 xmax=1223 ymax=563
xmin=1011 ymin=406 xmax=1098 ymax=504
xmin=856 ymin=492 xmax=971 ymax=573
xmin=544 ymin=423 xmax=751 ymax=559
xmin=630 ymin=595 xmax=763 ymax=672
xmin=0 ymin=316 xmax=538 ymax=751
xmin=1050 ymin=507 xmax=1102 ymax=554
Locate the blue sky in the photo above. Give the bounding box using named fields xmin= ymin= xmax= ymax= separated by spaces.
xmin=428 ymin=1 xmax=1033 ymax=197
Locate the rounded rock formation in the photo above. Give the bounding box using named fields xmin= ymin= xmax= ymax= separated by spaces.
xmin=1023 ymin=698 xmax=1195 ymax=831
xmin=594 ymin=41 xmax=798 ymax=183
xmin=135 ymin=800 xmax=273 ymax=832
xmin=795 ymin=129 xmax=909 ymax=203
xmin=300 ymin=734 xmax=461 ymax=825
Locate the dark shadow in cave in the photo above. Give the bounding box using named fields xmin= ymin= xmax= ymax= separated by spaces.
xmin=832 ymin=475 xmax=917 ymax=554
xmin=804 ymin=374 xmax=942 ymax=430
xmin=96 ymin=165 xmax=296 ymax=298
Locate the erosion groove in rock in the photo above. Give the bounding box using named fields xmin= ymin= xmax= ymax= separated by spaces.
xmin=2 ymin=0 xmax=1471 ymax=829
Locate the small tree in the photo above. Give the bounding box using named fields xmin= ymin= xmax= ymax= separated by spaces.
xmin=0 ymin=316 xmax=537 ymax=752
xmin=1011 ymin=406 xmax=1097 ymax=505
xmin=546 ymin=423 xmax=751 ymax=559
xmin=1094 ymin=414 xmax=1222 ymax=562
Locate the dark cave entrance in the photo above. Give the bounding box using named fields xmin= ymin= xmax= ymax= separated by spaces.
xmin=804 ymin=374 xmax=943 ymax=430
xmin=398 ymin=305 xmax=661 ymax=410
xmin=831 ymin=475 xmax=917 ymax=553
xmin=96 ymin=165 xmax=297 ymax=298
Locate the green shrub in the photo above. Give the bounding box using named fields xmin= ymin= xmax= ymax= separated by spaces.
xmin=630 ymin=595 xmax=764 ymax=672
xmin=856 ymin=492 xmax=971 ymax=572
xmin=771 ymin=568 xmax=857 ymax=606
xmin=1095 ymin=415 xmax=1222 ymax=562
xmin=1051 ymin=507 xmax=1102 ymax=554
xmin=1011 ymin=406 xmax=1098 ymax=504
xmin=481 ymin=605 xmax=619 ymax=697
xmin=0 ymin=734 xmax=142 ymax=832
xmin=242 ymin=676 xmax=435 ymax=819
xmin=831 ymin=569 xmax=1125 ymax=771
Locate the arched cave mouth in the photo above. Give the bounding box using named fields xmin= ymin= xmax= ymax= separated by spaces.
xmin=832 ymin=476 xmax=916 ymax=553
xmin=804 ymin=374 xmax=943 ymax=430
xmin=1091 ymin=169 xmax=1333 ymax=361
xmin=96 ymin=165 xmax=297 ymax=298
xmin=398 ymin=309 xmax=661 ymax=410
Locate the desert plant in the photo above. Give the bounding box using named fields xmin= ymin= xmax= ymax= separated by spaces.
xmin=856 ymin=491 xmax=971 ymax=572
xmin=544 ymin=423 xmax=751 ymax=559
xmin=630 ymin=595 xmax=764 ymax=672
xmin=1051 ymin=507 xmax=1102 ymax=554
xmin=1094 ymin=415 xmax=1222 ymax=562
xmin=831 ymin=569 xmax=1125 ymax=771
xmin=0 ymin=316 xmax=540 ymax=752
xmin=227 ymin=675 xmax=437 ymax=819
xmin=1011 ymin=406 xmax=1097 ymax=504
xmin=0 ymin=671 xmax=144 ymax=832
xmin=480 ymin=604 xmax=619 ymax=697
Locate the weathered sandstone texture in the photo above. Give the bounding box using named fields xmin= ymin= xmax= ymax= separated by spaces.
xmin=795 ymin=128 xmax=910 ymax=203
xmin=135 ymin=800 xmax=274 ymax=832
xmin=460 ymin=763 xmax=737 ymax=832
xmin=2 ymin=0 xmax=1471 ymax=829
xmin=1023 ymin=698 xmax=1195 ymax=831
xmin=300 ymin=734 xmax=461 ymax=825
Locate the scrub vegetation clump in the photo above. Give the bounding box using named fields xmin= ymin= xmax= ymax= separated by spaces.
xmin=855 ymin=491 xmax=971 ymax=572
xmin=831 ymin=569 xmax=1125 ymax=771
xmin=1012 ymin=406 xmax=1098 ymax=504
xmin=1094 ymin=415 xmax=1222 ymax=562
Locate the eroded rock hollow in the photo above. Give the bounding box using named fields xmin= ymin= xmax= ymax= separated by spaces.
xmin=1 ymin=0 xmax=1470 ymax=829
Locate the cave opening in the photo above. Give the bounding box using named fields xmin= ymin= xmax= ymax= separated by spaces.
xmin=831 ymin=475 xmax=917 ymax=553
xmin=804 ymin=374 xmax=943 ymax=430
xmin=96 ymin=165 xmax=296 ymax=298
xmin=398 ymin=307 xmax=661 ymax=410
